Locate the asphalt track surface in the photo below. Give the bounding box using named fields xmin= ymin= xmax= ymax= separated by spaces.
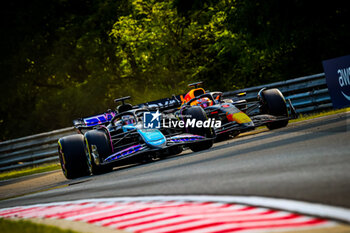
xmin=0 ymin=112 xmax=350 ymax=210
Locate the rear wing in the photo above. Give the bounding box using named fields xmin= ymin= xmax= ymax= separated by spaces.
xmin=73 ymin=111 xmax=117 ymax=132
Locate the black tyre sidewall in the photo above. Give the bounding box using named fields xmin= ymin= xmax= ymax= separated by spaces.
xmin=184 ymin=106 xmax=213 ymax=137
xmin=184 ymin=106 xmax=214 ymax=152
xmin=261 ymin=88 xmax=289 ymax=129
xmin=84 ymin=129 xmax=113 ymax=175
xmin=58 ymin=134 xmax=89 ymax=179
xmin=261 ymin=88 xmax=288 ymax=116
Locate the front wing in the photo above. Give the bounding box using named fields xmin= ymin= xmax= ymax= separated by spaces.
xmin=214 ymin=114 xmax=292 ymax=135
xmin=102 ymin=134 xmax=211 ymax=165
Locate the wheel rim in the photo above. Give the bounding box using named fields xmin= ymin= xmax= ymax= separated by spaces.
xmin=57 ymin=144 xmax=68 ymax=177
xmin=84 ymin=138 xmax=93 ymax=174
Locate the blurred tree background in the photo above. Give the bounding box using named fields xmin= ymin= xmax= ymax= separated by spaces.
xmin=0 ymin=0 xmax=349 ymax=140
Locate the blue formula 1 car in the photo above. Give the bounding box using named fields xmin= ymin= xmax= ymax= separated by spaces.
xmin=58 ymin=97 xmax=214 ymax=179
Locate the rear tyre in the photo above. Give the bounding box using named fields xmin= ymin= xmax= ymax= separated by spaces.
xmin=84 ymin=130 xmax=113 ymax=175
xmin=58 ymin=134 xmax=90 ymax=179
xmin=184 ymin=106 xmax=214 ymax=152
xmin=260 ymin=88 xmax=289 ymax=130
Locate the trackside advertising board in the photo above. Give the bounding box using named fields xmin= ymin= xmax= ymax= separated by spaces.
xmin=322 ymin=54 xmax=350 ymax=109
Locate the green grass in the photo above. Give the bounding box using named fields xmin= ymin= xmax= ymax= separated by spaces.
xmin=0 ymin=218 xmax=79 ymax=233
xmin=0 ymin=163 xmax=61 ymax=181
xmin=290 ymin=107 xmax=350 ymax=123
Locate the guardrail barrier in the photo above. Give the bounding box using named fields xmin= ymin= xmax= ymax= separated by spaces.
xmin=0 ymin=73 xmax=332 ymax=172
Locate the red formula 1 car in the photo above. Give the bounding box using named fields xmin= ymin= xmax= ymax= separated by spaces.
xmin=168 ymin=82 xmax=297 ymax=138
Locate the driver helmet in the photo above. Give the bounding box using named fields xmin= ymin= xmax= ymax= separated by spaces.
xmin=122 ymin=115 xmax=135 ymax=125
xmin=197 ymin=97 xmax=212 ymax=108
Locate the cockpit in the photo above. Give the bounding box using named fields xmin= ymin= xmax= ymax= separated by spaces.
xmin=183 ymin=88 xmax=206 ymax=104
xmin=113 ymin=114 xmax=136 ymax=127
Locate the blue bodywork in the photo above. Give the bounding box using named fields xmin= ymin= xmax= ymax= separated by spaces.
xmin=96 ymin=108 xmax=212 ymax=165
xmin=138 ymin=128 xmax=166 ymax=148
xmin=122 ymin=125 xmax=166 ymax=148
xmin=103 ymin=125 xmax=167 ymax=163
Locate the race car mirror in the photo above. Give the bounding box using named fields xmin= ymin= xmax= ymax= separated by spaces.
xmin=114 ymin=96 xmax=132 ymax=113
xmin=114 ymin=96 xmax=131 ymax=104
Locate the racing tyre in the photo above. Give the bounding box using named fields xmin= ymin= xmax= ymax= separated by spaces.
xmin=260 ymin=88 xmax=289 ymax=130
xmin=84 ymin=130 xmax=113 ymax=175
xmin=58 ymin=134 xmax=90 ymax=179
xmin=168 ymin=146 xmax=183 ymax=155
xmin=184 ymin=106 xmax=214 ymax=152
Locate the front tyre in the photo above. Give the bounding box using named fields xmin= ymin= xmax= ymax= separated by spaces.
xmin=184 ymin=106 xmax=214 ymax=152
xmin=84 ymin=130 xmax=113 ymax=175
xmin=58 ymin=134 xmax=90 ymax=179
xmin=260 ymin=88 xmax=289 ymax=130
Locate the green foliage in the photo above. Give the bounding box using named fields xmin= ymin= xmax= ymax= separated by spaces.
xmin=0 ymin=164 xmax=60 ymax=181
xmin=0 ymin=218 xmax=78 ymax=233
xmin=0 ymin=0 xmax=131 ymax=140
xmin=0 ymin=0 xmax=349 ymax=140
xmin=110 ymin=0 xmax=192 ymax=103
